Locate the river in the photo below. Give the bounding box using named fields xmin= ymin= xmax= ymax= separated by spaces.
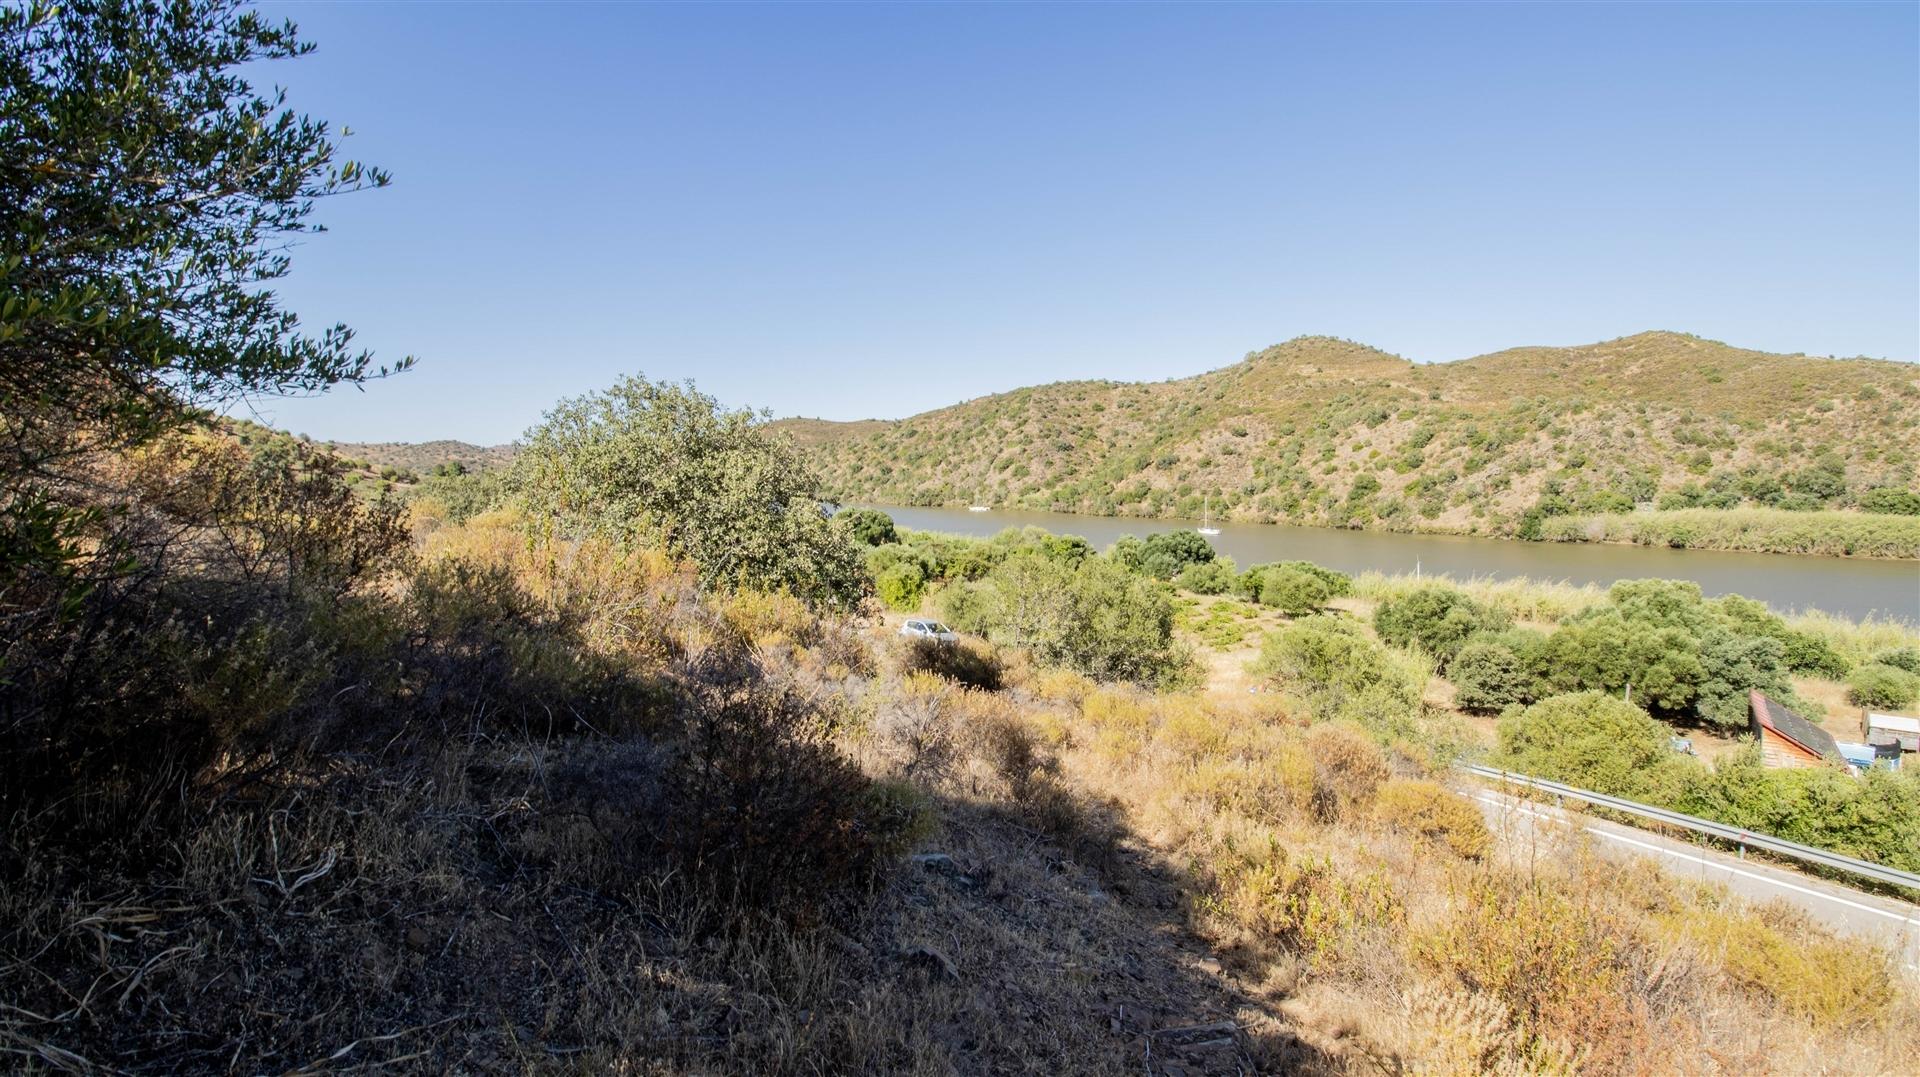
xmin=866 ymin=505 xmax=1920 ymax=624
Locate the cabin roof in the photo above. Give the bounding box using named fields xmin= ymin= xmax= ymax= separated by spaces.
xmin=1750 ymin=690 xmax=1841 ymax=761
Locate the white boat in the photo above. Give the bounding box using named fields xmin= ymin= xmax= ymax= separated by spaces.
xmin=968 ymin=505 xmax=990 ymax=512
xmin=1197 ymin=495 xmax=1220 ymax=536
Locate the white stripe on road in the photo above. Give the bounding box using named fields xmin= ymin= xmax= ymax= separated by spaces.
xmin=1474 ymin=792 xmax=1920 ymax=929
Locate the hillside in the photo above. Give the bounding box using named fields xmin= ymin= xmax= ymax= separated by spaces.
xmin=794 ymin=332 xmax=1920 ymax=540
xmin=330 ymin=438 xmax=518 ymax=475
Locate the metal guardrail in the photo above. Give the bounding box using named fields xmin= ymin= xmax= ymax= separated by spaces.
xmin=1460 ymin=763 xmax=1920 ymax=892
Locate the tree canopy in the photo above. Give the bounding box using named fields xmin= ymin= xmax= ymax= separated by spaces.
xmin=510 ymin=375 xmax=866 ymax=609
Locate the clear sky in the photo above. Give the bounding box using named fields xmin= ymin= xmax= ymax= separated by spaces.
xmin=245 ymin=1 xmax=1919 ymax=445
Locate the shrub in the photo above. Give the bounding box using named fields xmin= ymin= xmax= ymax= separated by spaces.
xmin=1495 ymin=692 xmax=1698 ymax=803
xmin=1174 ymin=556 xmax=1237 ymax=595
xmin=1133 ymin=529 xmax=1216 ymax=579
xmin=1374 ymin=586 xmax=1511 ymax=667
xmin=1845 ymin=663 xmax=1920 ymax=709
xmin=666 ymin=667 xmax=911 ymax=913
xmin=1252 ymin=617 xmax=1426 ymax=738
xmin=836 ymin=507 xmax=898 ymax=546
xmin=1258 ymin=566 xmax=1332 ymax=615
xmin=898 ymin=636 xmax=1004 ymax=691
xmin=1304 ymin=722 xmax=1389 ymax=821
xmin=1872 ymin=647 xmax=1920 ymax=675
xmin=1670 ymin=905 xmax=1900 ymax=1030
xmin=1449 ymin=635 xmax=1539 ymax=713
xmin=1857 ymin=487 xmax=1920 ymax=516
xmin=510 ymin=375 xmax=867 ymax=609
xmin=1374 ymin=779 xmax=1492 ymax=859
xmin=875 ymin=561 xmax=926 ymax=611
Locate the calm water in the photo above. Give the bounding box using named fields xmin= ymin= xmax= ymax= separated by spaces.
xmin=868 ymin=505 xmax=1920 ymax=624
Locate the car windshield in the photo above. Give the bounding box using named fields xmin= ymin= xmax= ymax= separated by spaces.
xmin=929 ymin=623 xmax=951 ymax=634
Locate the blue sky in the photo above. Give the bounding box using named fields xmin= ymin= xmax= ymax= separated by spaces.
xmin=246 ymin=2 xmax=1919 ymax=445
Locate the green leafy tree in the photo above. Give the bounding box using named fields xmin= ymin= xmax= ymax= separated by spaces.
xmin=1373 ymin=585 xmax=1511 ymax=667
xmin=1495 ymin=692 xmax=1696 ymax=804
xmin=1449 ymin=631 xmax=1546 ymax=713
xmin=1173 ymin=557 xmax=1237 ymax=595
xmin=1258 ymin=566 xmax=1331 ymax=616
xmin=1135 ymin=529 xmax=1214 ymax=579
xmin=2 ymin=0 xmax=405 ymax=580
xmin=1871 ymin=648 xmax=1920 ymax=676
xmin=1846 ymin=663 xmax=1920 ymax=710
xmin=511 ymin=375 xmax=865 ymax=609
xmin=835 ymin=507 xmax=897 ymax=546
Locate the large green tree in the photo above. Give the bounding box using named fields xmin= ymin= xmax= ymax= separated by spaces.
xmin=2 ymin=0 xmax=402 ymax=578
xmin=511 ymin=375 xmax=867 ymax=609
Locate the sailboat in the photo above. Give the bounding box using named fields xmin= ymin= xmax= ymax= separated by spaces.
xmin=1197 ymin=494 xmax=1220 ymax=536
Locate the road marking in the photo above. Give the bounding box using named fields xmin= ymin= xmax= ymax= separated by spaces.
xmin=1474 ymin=793 xmax=1920 ymax=929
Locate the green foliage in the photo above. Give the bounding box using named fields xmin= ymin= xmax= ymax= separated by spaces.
xmin=1857 ymin=487 xmax=1920 ymax=516
xmin=411 ymin=467 xmax=501 ymax=524
xmin=1845 ymin=663 xmax=1920 ymax=710
xmin=1540 ymin=508 xmax=1920 ymax=558
xmin=1258 ymin=567 xmax=1332 ymax=616
xmin=1373 ymin=586 xmax=1511 ymax=667
xmin=956 ymin=553 xmax=1194 ymax=687
xmin=1174 ymin=556 xmax=1238 ymax=595
xmin=1495 ymin=692 xmax=1696 ymax=804
xmin=1871 ymin=647 xmax=1920 ymax=675
xmin=1252 ymin=617 xmax=1426 ymax=738
xmin=1448 ymin=630 xmax=1546 ymax=713
xmin=874 ymin=562 xmax=926 ymax=611
xmin=1120 ymin=529 xmax=1216 ymax=580
xmin=0 ymin=0 xmax=406 ymax=478
xmin=511 ymin=375 xmax=866 ymax=609
xmin=1712 ymin=595 xmax=1851 ymax=678
xmin=836 ymin=507 xmax=898 ymax=546
xmin=1676 ymin=747 xmax=1920 ymax=872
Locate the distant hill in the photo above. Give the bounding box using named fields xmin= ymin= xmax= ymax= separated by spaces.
xmin=766 ymin=417 xmax=894 ymax=449
xmin=794 ymin=332 xmax=1920 ymax=536
xmin=328 ymin=439 xmax=518 ymax=475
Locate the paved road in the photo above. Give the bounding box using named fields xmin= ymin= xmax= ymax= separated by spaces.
xmin=1469 ymin=786 xmax=1920 ymax=975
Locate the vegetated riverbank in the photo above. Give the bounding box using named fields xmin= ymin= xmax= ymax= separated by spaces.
xmin=1540 ymin=506 xmax=1920 ymax=559
xmin=881 ymin=499 xmax=1920 ymax=560
xmin=1345 ymin=570 xmax=1920 ymax=660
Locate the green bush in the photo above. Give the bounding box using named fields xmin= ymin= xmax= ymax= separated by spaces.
xmin=511 ymin=375 xmax=867 ymax=609
xmin=875 ymin=562 xmax=926 ymax=611
xmin=1857 ymin=488 xmax=1920 ymax=516
xmin=836 ymin=507 xmax=898 ymax=546
xmin=1495 ymin=692 xmax=1697 ymax=804
xmin=1448 ymin=631 xmax=1545 ymax=713
xmin=1846 ymin=663 xmax=1920 ymax=709
xmin=1124 ymin=529 xmax=1216 ymax=580
xmin=1174 ymin=557 xmax=1238 ymax=595
xmin=968 ymin=553 xmax=1193 ymax=687
xmin=1677 ymin=747 xmax=1920 ymax=872
xmin=1872 ymin=647 xmax=1920 ymax=676
xmin=1373 ymin=585 xmax=1511 ymax=667
xmin=1258 ymin=566 xmax=1332 ymax=616
xmin=1252 ymin=617 xmax=1425 ymax=738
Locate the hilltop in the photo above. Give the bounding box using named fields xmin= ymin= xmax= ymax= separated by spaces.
xmin=788 ymin=333 xmax=1920 ymax=544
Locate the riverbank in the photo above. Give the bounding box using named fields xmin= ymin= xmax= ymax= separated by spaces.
xmin=868 ymin=505 xmax=1920 ymax=624
xmin=879 ymin=499 xmax=1920 ymax=560
xmin=1539 ymin=506 xmax=1920 ymax=559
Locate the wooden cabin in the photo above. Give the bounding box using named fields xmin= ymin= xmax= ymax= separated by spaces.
xmin=1748 ymin=690 xmax=1841 ymax=769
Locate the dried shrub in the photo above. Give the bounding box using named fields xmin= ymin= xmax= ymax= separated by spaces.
xmin=1303 ymin=723 xmax=1389 ymax=821
xmin=1372 ymin=779 xmax=1491 ymax=859
xmin=896 ymin=635 xmax=1003 ymax=690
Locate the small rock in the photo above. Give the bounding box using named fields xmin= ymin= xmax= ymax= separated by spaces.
xmin=899 ymin=944 xmax=959 ymax=982
xmin=404 ymin=924 xmax=431 ymax=953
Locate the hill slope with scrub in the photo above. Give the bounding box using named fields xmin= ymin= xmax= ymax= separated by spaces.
xmin=784 ymin=332 xmax=1920 ymax=552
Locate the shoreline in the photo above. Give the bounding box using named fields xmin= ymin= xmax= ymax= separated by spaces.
xmin=846 ymin=499 xmax=1920 ymax=562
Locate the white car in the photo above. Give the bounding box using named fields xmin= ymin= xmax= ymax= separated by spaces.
xmin=900 ymin=619 xmax=959 ymax=643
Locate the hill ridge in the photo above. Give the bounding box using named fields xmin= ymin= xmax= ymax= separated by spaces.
xmin=788 ymin=331 xmax=1920 ymax=536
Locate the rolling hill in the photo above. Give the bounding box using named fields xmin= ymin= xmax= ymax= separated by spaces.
xmin=779 ymin=332 xmax=1920 ymax=538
